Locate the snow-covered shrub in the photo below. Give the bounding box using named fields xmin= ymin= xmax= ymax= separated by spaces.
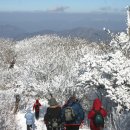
xmin=106 ymin=107 xmax=130 ymax=130
xmin=0 ymin=39 xmax=16 ymax=68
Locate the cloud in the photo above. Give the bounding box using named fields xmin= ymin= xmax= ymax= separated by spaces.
xmin=99 ymin=6 xmax=112 ymax=11
xmin=47 ymin=6 xmax=69 ymax=13
xmin=98 ymin=6 xmax=124 ymax=13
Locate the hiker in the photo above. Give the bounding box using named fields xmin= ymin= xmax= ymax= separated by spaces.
xmin=25 ymin=108 xmax=35 ymax=130
xmin=13 ymin=94 xmax=20 ymax=114
xmin=33 ymin=99 xmax=41 ymax=120
xmin=9 ymin=59 xmax=15 ymax=69
xmin=61 ymin=96 xmax=85 ymax=130
xmin=88 ymin=98 xmax=107 ymax=130
xmin=44 ymin=97 xmax=62 ymax=130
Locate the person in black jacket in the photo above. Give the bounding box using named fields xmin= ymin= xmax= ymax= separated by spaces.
xmin=44 ymin=97 xmax=62 ymax=130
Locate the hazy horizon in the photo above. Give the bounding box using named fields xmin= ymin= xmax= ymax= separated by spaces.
xmin=0 ymin=0 xmax=128 ymax=13
xmin=0 ymin=11 xmax=126 ymax=33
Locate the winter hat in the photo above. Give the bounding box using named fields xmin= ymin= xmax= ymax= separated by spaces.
xmin=48 ymin=97 xmax=58 ymax=106
xmin=69 ymin=95 xmax=76 ymax=102
xmin=71 ymin=96 xmax=76 ymax=100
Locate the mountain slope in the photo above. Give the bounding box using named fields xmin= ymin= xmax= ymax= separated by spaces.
xmin=0 ymin=25 xmax=112 ymax=43
xmin=0 ymin=25 xmax=26 ymax=39
xmin=17 ymin=27 xmax=112 ymax=43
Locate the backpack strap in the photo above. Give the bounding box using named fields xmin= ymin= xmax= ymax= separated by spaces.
xmin=93 ymin=108 xmax=101 ymax=113
xmin=93 ymin=108 xmax=102 ymax=118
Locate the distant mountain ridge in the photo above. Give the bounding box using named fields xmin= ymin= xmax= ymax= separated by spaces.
xmin=0 ymin=25 xmax=113 ymax=43
xmin=0 ymin=25 xmax=26 ymax=39
xmin=57 ymin=27 xmax=112 ymax=43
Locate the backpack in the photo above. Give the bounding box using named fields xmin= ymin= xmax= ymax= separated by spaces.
xmin=64 ymin=107 xmax=76 ymax=122
xmin=93 ymin=110 xmax=104 ymax=127
xmin=35 ymin=104 xmax=39 ymax=111
xmin=47 ymin=111 xmax=61 ymax=129
xmin=51 ymin=119 xmax=59 ymax=128
xmin=46 ymin=108 xmax=61 ymax=128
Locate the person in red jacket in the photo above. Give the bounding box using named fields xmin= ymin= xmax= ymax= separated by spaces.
xmin=33 ymin=99 xmax=41 ymax=120
xmin=88 ymin=98 xmax=107 ymax=130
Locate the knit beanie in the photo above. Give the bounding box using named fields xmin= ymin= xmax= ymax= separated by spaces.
xmin=48 ymin=98 xmax=58 ymax=106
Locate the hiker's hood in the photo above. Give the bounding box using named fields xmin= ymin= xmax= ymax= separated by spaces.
xmin=92 ymin=98 xmax=102 ymax=110
xmin=27 ymin=108 xmax=31 ymax=113
xmin=36 ymin=99 xmax=39 ymax=104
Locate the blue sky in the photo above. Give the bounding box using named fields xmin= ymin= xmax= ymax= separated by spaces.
xmin=0 ymin=0 xmax=129 ymax=13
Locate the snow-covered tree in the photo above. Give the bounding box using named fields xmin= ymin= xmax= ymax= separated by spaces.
xmin=0 ymin=32 xmax=130 ymax=129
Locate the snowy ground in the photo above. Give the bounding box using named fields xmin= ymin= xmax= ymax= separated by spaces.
xmin=15 ymin=99 xmax=90 ymax=130
xmin=16 ymin=111 xmax=46 ymax=130
xmin=16 ymin=112 xmax=89 ymax=130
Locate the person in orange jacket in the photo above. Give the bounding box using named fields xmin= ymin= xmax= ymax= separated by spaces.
xmin=88 ymin=98 xmax=107 ymax=130
xmin=33 ymin=99 xmax=41 ymax=120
